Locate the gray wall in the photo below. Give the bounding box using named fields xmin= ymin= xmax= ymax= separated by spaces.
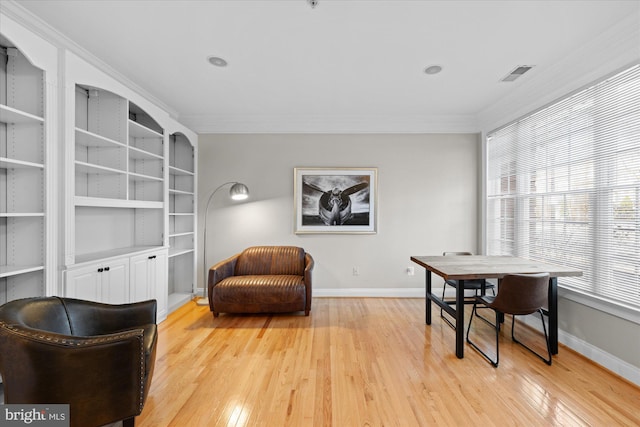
xmin=197 ymin=133 xmax=480 ymax=295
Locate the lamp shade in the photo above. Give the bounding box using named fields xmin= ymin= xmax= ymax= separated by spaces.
xmin=229 ymin=182 xmax=249 ymax=200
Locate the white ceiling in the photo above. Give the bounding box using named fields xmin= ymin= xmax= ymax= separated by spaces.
xmin=9 ymin=0 xmax=640 ymax=133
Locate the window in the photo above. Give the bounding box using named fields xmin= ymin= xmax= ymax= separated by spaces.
xmin=487 ymin=65 xmax=640 ymax=310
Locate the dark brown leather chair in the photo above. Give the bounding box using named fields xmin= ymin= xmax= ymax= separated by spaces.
xmin=208 ymin=246 xmax=314 ymax=317
xmin=0 ymin=297 xmax=158 ymax=427
xmin=466 ymin=273 xmax=552 ymax=367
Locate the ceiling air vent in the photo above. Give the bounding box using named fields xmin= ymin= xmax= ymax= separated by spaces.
xmin=501 ymin=65 xmax=534 ymax=82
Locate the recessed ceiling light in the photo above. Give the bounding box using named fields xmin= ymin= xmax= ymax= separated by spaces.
xmin=424 ymin=65 xmax=443 ymax=75
xmin=207 ymin=56 xmax=228 ymax=67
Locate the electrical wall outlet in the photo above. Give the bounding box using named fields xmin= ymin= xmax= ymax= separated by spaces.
xmin=353 ymin=266 xmax=360 ymax=276
xmin=407 ymin=266 xmax=415 ymax=276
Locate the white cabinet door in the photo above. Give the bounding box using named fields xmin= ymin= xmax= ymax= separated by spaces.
xmin=130 ymin=253 xmax=152 ymax=302
xmin=130 ymin=249 xmax=168 ymax=321
xmin=101 ymin=259 xmax=129 ymax=304
xmin=65 ymin=258 xmax=129 ymax=304
xmin=65 ymin=264 xmax=101 ymax=302
xmin=153 ymin=250 xmax=168 ymax=321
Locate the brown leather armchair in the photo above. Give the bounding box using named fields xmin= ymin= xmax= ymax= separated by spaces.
xmin=0 ymin=297 xmax=158 ymax=427
xmin=208 ymin=246 xmax=314 ymax=317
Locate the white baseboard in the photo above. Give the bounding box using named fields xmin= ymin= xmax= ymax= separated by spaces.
xmin=558 ymin=328 xmax=640 ymax=387
xmin=314 ymin=287 xmax=640 ymax=387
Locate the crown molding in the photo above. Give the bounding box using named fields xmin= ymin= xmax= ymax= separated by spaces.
xmin=1 ymin=0 xmax=180 ymax=120
xmin=477 ymin=13 xmax=640 ymax=132
xmin=181 ymin=113 xmax=480 ymax=134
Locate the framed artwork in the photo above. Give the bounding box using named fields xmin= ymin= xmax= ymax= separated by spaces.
xmin=294 ymin=167 xmax=377 ymax=234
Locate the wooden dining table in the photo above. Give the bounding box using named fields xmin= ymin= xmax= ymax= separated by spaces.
xmin=410 ymin=255 xmax=583 ymax=359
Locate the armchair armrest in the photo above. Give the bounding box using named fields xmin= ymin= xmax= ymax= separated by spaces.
xmin=209 ymin=254 xmax=240 ymax=287
xmin=0 ymin=323 xmax=147 ymax=426
xmin=208 ymin=254 xmax=240 ymax=312
xmin=304 ymin=253 xmax=314 ymax=285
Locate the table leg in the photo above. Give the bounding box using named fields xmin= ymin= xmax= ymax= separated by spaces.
xmin=425 ymin=270 xmax=432 ymax=325
xmin=456 ymin=279 xmax=465 ymax=358
xmin=549 ymin=277 xmax=558 ymax=354
xmin=497 ymin=278 xmax=504 ymax=325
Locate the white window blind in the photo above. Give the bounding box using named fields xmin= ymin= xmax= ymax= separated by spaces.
xmin=487 ymin=64 xmax=640 ymax=310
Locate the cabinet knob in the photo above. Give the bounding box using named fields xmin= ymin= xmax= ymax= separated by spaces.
xmin=104 ymin=266 xmax=110 ymax=271
xmin=98 ymin=268 xmax=104 ymax=273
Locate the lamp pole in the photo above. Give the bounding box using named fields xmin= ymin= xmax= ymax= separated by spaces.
xmin=197 ymin=182 xmax=249 ymax=306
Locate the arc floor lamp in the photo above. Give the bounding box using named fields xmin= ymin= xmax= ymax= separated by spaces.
xmin=197 ymin=181 xmax=250 ymax=306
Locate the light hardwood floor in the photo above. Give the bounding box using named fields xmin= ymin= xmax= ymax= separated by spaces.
xmin=137 ymin=298 xmax=640 ymax=426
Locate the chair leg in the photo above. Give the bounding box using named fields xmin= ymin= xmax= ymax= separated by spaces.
xmin=440 ymin=283 xmax=456 ymax=330
xmin=511 ymin=310 xmax=552 ymax=365
xmin=440 ymin=282 xmax=447 ymax=317
xmin=473 ymin=285 xmax=497 ymax=328
xmin=475 ymin=307 xmax=498 ymax=330
xmin=442 ymin=282 xmax=496 ymax=331
xmin=466 ymin=300 xmax=499 ymax=367
xmin=123 ymin=417 xmax=135 ymax=427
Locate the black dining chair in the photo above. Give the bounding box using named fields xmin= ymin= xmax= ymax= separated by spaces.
xmin=466 ymin=272 xmax=552 ymax=367
xmin=440 ymin=251 xmax=495 ymax=328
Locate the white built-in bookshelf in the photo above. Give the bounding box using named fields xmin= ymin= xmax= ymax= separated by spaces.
xmin=167 ymin=132 xmax=196 ymax=312
xmin=72 ymin=86 xmax=165 ymax=262
xmin=66 ymin=82 xmax=171 ymax=320
xmin=0 ymin=36 xmax=47 ymax=304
